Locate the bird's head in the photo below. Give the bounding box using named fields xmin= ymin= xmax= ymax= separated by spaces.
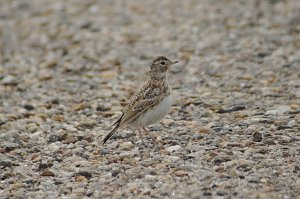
xmin=149 ymin=56 xmax=179 ymax=78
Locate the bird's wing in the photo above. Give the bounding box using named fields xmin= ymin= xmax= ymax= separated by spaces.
xmin=117 ymin=86 xmax=162 ymax=127
xmin=102 ymin=84 xmax=163 ymax=144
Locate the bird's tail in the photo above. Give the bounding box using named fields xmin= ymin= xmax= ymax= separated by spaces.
xmin=101 ymin=124 xmax=119 ymax=144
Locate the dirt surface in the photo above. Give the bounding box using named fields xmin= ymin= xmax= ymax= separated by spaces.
xmin=0 ymin=0 xmax=300 ymax=198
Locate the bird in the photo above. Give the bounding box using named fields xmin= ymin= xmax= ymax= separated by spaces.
xmin=101 ymin=56 xmax=179 ymax=144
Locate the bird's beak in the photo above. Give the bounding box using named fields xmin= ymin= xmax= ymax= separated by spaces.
xmin=171 ymin=60 xmax=179 ymax=65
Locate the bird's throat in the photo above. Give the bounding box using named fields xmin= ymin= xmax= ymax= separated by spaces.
xmin=149 ymin=72 xmax=167 ymax=82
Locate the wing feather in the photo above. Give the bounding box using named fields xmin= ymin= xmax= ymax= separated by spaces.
xmin=118 ymin=96 xmax=160 ymax=126
xmin=101 ymin=82 xmax=163 ymax=144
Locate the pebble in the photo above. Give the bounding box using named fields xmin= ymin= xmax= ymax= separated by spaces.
xmin=75 ymin=175 xmax=87 ymax=182
xmin=119 ymin=141 xmax=134 ymax=150
xmin=287 ymin=120 xmax=297 ymax=127
xmin=40 ymin=170 xmax=55 ymax=177
xmin=174 ymin=170 xmax=189 ymax=177
xmin=278 ymin=136 xmax=292 ymax=144
xmin=247 ymin=176 xmax=261 ymax=183
xmin=263 ymin=138 xmax=276 ymax=145
xmin=2 ymin=75 xmax=19 ymax=85
xmin=76 ymin=119 xmax=97 ymax=129
xmin=0 ymin=154 xmax=12 ymax=167
xmin=166 ymin=145 xmax=182 ymax=152
xmin=266 ymin=106 xmax=291 ymax=115
xmin=217 ymin=103 xmax=246 ymax=113
xmin=214 ymin=155 xmax=232 ymax=164
xmin=252 ymin=131 xmax=263 ymax=142
xmin=198 ymin=127 xmax=213 ymax=134
xmin=217 ymin=190 xmax=228 ymax=196
xmin=63 ymin=135 xmax=78 ymax=144
xmin=167 ymin=156 xmax=181 ymax=162
xmin=1 ymin=141 xmax=19 ymax=151
xmin=161 ymin=118 xmax=175 ymax=126
xmin=76 ymin=171 xmax=92 ymax=179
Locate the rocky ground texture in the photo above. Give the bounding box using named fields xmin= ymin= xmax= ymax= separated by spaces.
xmin=1 ymin=0 xmax=300 ymax=198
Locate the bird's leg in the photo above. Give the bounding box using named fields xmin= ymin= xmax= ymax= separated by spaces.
xmin=132 ymin=129 xmax=137 ymax=140
xmin=143 ymin=127 xmax=157 ymax=144
xmin=138 ymin=129 xmax=146 ymax=145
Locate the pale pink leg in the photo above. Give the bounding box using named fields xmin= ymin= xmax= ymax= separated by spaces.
xmin=143 ymin=127 xmax=157 ymax=144
xmin=138 ymin=129 xmax=146 ymax=145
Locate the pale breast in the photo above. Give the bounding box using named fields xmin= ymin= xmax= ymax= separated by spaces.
xmin=129 ymin=95 xmax=172 ymax=129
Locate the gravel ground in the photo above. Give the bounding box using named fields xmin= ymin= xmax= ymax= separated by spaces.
xmin=1 ymin=0 xmax=300 ymax=198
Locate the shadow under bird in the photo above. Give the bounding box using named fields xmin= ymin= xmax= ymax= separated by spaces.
xmin=101 ymin=56 xmax=179 ymax=144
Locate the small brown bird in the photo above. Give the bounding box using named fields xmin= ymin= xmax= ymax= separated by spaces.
xmin=101 ymin=56 xmax=178 ymax=144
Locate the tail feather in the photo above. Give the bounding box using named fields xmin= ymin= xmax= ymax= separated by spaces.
xmin=104 ymin=112 xmax=125 ymax=131
xmin=101 ymin=125 xmax=119 ymax=144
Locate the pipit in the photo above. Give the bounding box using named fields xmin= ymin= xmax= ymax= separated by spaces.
xmin=101 ymin=56 xmax=179 ymax=144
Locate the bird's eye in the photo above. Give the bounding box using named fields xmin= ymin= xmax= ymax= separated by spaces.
xmin=161 ymin=61 xmax=165 ymax=65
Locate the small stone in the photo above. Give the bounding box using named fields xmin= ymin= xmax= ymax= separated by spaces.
xmin=292 ymin=136 xmax=300 ymax=142
xmin=23 ymin=104 xmax=35 ymax=110
xmin=52 ymin=114 xmax=65 ymax=122
xmin=141 ymin=158 xmax=160 ymax=167
xmin=31 ymin=154 xmax=41 ymax=162
xmin=0 ymin=154 xmax=12 ymax=167
xmin=101 ymin=111 xmax=115 ymax=117
xmin=217 ymin=190 xmax=228 ymax=196
xmin=41 ymin=170 xmax=55 ymax=177
xmin=75 ymin=175 xmax=87 ymax=182
xmin=288 ymin=120 xmax=297 ymax=127
xmin=63 ymin=134 xmax=78 ymax=144
xmin=252 ymin=132 xmax=263 ymax=142
xmin=76 ymin=171 xmax=92 ymax=179
xmin=83 ymin=134 xmax=94 ymax=143
xmin=96 ymin=103 xmax=112 ymax=111
xmin=119 ymin=151 xmax=131 ymax=158
xmin=198 ymin=127 xmax=213 ymax=134
xmin=76 ymin=119 xmax=97 ymax=129
xmin=38 ymin=70 xmax=53 ymax=80
xmin=278 ymin=136 xmax=291 ymax=144
xmin=13 ymin=188 xmax=26 ymax=198
xmin=2 ymin=75 xmax=19 ymax=85
xmin=214 ymin=155 xmax=232 ymax=164
xmin=174 ymin=170 xmax=189 ymax=177
xmin=266 ymin=106 xmax=291 ymax=115
xmin=37 ymin=114 xmax=48 ymax=120
xmin=49 ymin=129 xmax=67 ymax=142
xmin=38 ymin=162 xmax=53 ymax=170
xmin=294 ymin=164 xmax=300 ymax=172
xmin=26 ymin=123 xmax=39 ymax=133
xmin=248 ymin=176 xmax=261 ymax=183
xmin=263 ymin=138 xmax=276 ymax=145
xmin=168 ymin=156 xmax=181 ymax=162
xmin=166 ymin=145 xmax=182 ymax=152
xmin=66 ymin=143 xmax=75 ymax=149
xmin=207 ymin=122 xmax=223 ymax=132
xmin=161 ymin=119 xmax=175 ymax=126
xmin=1 ymin=141 xmax=19 ymax=151
xmin=48 ymin=134 xmax=62 ymax=142
xmin=217 ymin=103 xmax=246 ymax=113
xmin=145 ymin=174 xmax=156 ymax=181
xmin=144 ymin=168 xmax=157 ymax=176
xmin=100 ymin=71 xmax=118 ymax=79
xmin=203 ymin=192 xmax=212 ymax=196
xmin=8 ymin=183 xmax=26 ymax=191
xmin=73 ymin=103 xmax=86 ymax=111
xmin=119 ymin=141 xmax=134 ymax=150
xmin=44 ymin=60 xmax=58 ymax=68
xmin=277 ymin=125 xmax=292 ymax=130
